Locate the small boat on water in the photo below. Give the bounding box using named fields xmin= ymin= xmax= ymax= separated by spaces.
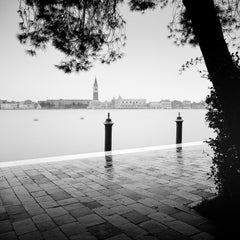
xmin=80 ymin=117 xmax=84 ymax=120
xmin=33 ymin=118 xmax=39 ymax=121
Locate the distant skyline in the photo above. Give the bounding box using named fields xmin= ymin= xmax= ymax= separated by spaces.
xmin=0 ymin=1 xmax=212 ymax=102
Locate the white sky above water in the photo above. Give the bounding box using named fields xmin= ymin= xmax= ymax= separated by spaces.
xmin=0 ymin=1 xmax=212 ymax=102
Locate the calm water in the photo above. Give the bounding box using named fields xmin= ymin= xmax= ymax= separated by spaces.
xmin=0 ymin=109 xmax=214 ymax=162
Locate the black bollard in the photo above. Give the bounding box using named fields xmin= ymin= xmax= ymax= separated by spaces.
xmin=175 ymin=112 xmax=183 ymax=144
xmin=104 ymin=113 xmax=114 ymax=151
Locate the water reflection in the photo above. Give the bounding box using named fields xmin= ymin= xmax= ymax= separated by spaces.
xmin=104 ymin=154 xmax=114 ymax=180
xmin=176 ymin=145 xmax=184 ymax=164
xmin=176 ymin=143 xmax=182 ymax=154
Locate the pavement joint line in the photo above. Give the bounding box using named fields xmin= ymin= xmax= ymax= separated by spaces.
xmin=0 ymin=141 xmax=206 ymax=168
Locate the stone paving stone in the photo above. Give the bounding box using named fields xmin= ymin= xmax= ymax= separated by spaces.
xmin=99 ymin=189 xmax=118 ymax=197
xmin=31 ymin=191 xmax=47 ymax=198
xmin=69 ymin=206 xmax=93 ymax=218
xmin=70 ymin=232 xmax=97 ymax=240
xmin=122 ymin=210 xmax=150 ymax=224
xmin=139 ymin=220 xmax=168 ymax=234
xmin=22 ymin=202 xmax=40 ymax=210
xmin=98 ymin=199 xmax=122 ymax=208
xmin=57 ymin=197 xmax=78 ymax=206
xmin=0 ymin=206 xmax=6 ymax=214
xmin=82 ymin=200 xmax=103 ymax=209
xmin=5 ymin=204 xmax=26 ymax=215
xmin=107 ymin=184 xmax=123 ymax=190
xmin=0 ymin=211 xmax=8 ymax=221
xmin=78 ymin=213 xmax=105 ymax=227
xmin=86 ymin=190 xmax=103 ymax=198
xmin=93 ymin=206 xmax=115 ymax=217
xmin=63 ymin=202 xmax=85 ymax=211
xmin=0 ymin=231 xmax=18 ymax=240
xmin=172 ymin=196 xmax=192 ymax=205
xmin=38 ymin=200 xmax=59 ymax=209
xmin=26 ymin=207 xmax=45 ymax=216
xmin=148 ymin=211 xmax=176 ymax=223
xmin=53 ymin=214 xmax=76 ymax=226
xmin=115 ymin=189 xmax=145 ymax=201
xmin=109 ymin=194 xmax=125 ymax=200
xmin=60 ymin=222 xmax=86 ymax=237
xmin=18 ymin=230 xmax=43 ymax=240
xmin=155 ymin=203 xmax=179 ymax=215
xmin=104 ymin=214 xmax=131 ymax=228
xmin=173 ymin=190 xmax=202 ymax=202
xmin=110 ymin=205 xmax=132 ymax=215
xmin=35 ymin=219 xmax=57 ymax=232
xmin=13 ymin=218 xmax=37 ymax=235
xmin=115 ymin=197 xmax=136 ymax=205
xmin=0 ymin=220 xmax=13 ymax=233
xmin=171 ymin=211 xmax=207 ymax=226
xmin=165 ymin=220 xmax=200 ymax=236
xmin=154 ymin=228 xmax=191 ymax=240
xmin=137 ymin=236 xmax=161 ymax=240
xmin=120 ymin=222 xmax=148 ymax=239
xmin=42 ymin=228 xmax=68 ymax=240
xmin=190 ymin=232 xmax=216 ymax=240
xmin=138 ymin=198 xmax=161 ymax=208
xmin=88 ymin=222 xmax=122 ymax=240
xmin=46 ymin=206 xmax=68 ymax=217
xmin=77 ymin=196 xmax=94 ymax=203
xmin=35 ymin=195 xmax=54 ymax=203
xmin=9 ymin=212 xmax=30 ymax=223
xmin=105 ymin=233 xmax=132 ymax=240
xmin=190 ymin=190 xmax=215 ymax=199
xmin=127 ymin=203 xmax=156 ymax=215
xmin=50 ymin=192 xmax=72 ymax=201
xmin=32 ymin=213 xmax=52 ymax=224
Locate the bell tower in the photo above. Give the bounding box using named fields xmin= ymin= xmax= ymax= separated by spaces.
xmin=93 ymin=77 xmax=99 ymax=101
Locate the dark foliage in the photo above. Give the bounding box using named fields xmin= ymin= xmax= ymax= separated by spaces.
xmin=18 ymin=0 xmax=126 ymax=72
xmin=17 ymin=0 xmax=240 ymax=73
xmin=206 ymin=85 xmax=240 ymax=201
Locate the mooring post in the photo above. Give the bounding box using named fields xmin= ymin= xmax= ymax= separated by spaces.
xmin=175 ymin=112 xmax=183 ymax=144
xmin=104 ymin=113 xmax=114 ymax=151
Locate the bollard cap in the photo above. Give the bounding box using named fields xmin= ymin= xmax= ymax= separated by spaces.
xmin=106 ymin=113 xmax=111 ymax=122
xmin=104 ymin=112 xmax=114 ymax=125
xmin=176 ymin=112 xmax=184 ymax=122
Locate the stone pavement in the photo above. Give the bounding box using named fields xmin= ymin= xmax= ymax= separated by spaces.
xmin=0 ymin=145 xmax=218 ymax=240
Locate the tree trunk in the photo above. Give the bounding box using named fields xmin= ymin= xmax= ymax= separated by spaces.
xmin=182 ymin=0 xmax=240 ymax=156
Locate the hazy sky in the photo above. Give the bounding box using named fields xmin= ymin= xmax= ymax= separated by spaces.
xmin=0 ymin=1 xmax=211 ymax=102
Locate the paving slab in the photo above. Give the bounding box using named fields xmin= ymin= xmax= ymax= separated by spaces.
xmin=0 ymin=145 xmax=218 ymax=239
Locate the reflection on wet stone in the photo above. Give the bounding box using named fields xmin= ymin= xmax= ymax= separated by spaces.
xmin=105 ymin=154 xmax=114 ymax=180
xmin=176 ymin=144 xmax=182 ymax=155
xmin=176 ymin=147 xmax=184 ymax=166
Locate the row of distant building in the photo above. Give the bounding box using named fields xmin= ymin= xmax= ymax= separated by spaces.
xmin=0 ymin=78 xmax=206 ymax=110
xmin=0 ymin=98 xmax=206 ymax=110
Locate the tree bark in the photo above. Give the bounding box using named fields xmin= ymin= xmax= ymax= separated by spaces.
xmin=182 ymin=0 xmax=240 ymax=155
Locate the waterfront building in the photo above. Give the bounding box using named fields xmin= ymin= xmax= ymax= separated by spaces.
xmin=182 ymin=100 xmax=192 ymax=109
xmin=0 ymin=102 xmax=19 ymax=110
xmin=18 ymin=100 xmax=36 ymax=109
xmin=148 ymin=102 xmax=162 ymax=109
xmin=191 ymin=101 xmax=206 ymax=109
xmin=171 ymin=100 xmax=183 ymax=109
xmin=41 ymin=99 xmax=90 ymax=109
xmin=113 ymin=96 xmax=147 ymax=109
xmin=160 ymin=100 xmax=172 ymax=109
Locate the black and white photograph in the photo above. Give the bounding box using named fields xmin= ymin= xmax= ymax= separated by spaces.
xmin=1 ymin=1 xmax=240 ymax=239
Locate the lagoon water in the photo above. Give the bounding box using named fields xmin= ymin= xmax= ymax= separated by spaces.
xmin=0 ymin=109 xmax=214 ymax=162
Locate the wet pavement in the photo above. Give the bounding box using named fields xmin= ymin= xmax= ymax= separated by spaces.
xmin=0 ymin=145 xmax=217 ymax=240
